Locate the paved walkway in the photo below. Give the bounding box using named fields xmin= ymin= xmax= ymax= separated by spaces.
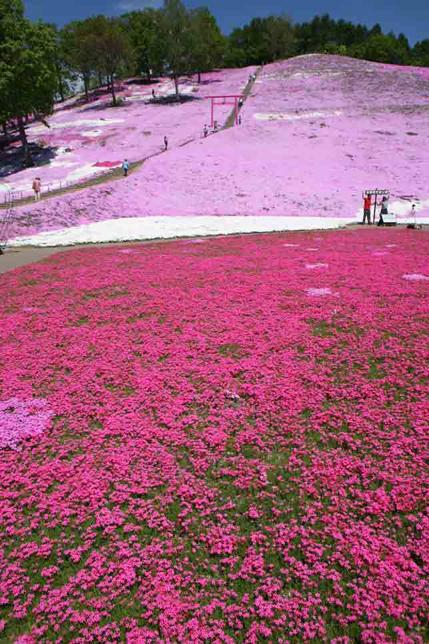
xmin=0 ymin=247 xmax=65 ymax=275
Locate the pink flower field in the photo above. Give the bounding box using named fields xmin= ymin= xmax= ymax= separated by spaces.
xmin=0 ymin=67 xmax=253 ymax=200
xmin=1 ymin=229 xmax=428 ymax=642
xmin=5 ymin=54 xmax=429 ymax=245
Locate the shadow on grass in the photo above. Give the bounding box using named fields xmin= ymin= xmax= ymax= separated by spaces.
xmin=0 ymin=143 xmax=58 ymax=177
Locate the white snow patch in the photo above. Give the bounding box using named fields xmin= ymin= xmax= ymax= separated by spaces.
xmin=8 ymin=215 xmax=350 ymax=248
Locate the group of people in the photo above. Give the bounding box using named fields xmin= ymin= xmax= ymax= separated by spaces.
xmin=362 ymin=193 xmax=389 ymax=226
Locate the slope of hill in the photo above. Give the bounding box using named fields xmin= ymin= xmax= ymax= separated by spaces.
xmin=5 ymin=55 xmax=429 ymax=245
xmin=0 ymin=67 xmax=253 ymax=199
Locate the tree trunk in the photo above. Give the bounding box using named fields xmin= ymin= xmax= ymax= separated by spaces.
xmin=2 ymin=122 xmax=8 ymax=142
xmin=174 ymin=75 xmax=179 ymax=100
xmin=198 ymin=71 xmax=201 ymax=83
xmin=56 ymin=64 xmax=65 ymax=102
xmin=111 ymin=75 xmax=117 ymax=106
xmin=98 ymin=72 xmax=103 ymax=87
xmin=17 ymin=115 xmax=33 ymax=166
xmin=84 ymin=75 xmax=89 ymax=102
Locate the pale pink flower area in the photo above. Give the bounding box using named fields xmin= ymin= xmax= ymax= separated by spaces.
xmin=0 ymin=398 xmax=52 ymax=450
xmin=306 ymin=287 xmax=333 ymax=297
xmin=0 ymin=228 xmax=428 ymax=641
xmin=402 ymin=273 xmax=429 ymax=282
xmin=6 ymin=54 xmax=429 ymax=240
xmin=306 ymin=263 xmax=328 ymax=269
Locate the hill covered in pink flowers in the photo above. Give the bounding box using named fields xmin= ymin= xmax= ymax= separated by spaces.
xmin=5 ymin=55 xmax=429 ymax=243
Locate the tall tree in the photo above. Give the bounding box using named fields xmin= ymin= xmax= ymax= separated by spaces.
xmin=189 ymin=8 xmax=225 ymax=82
xmin=412 ymin=39 xmax=429 ymax=66
xmin=61 ymin=19 xmax=100 ymax=101
xmin=161 ymin=0 xmax=193 ymax=98
xmin=0 ymin=0 xmax=57 ymax=165
xmin=121 ymin=9 xmax=165 ymax=79
xmin=92 ymin=17 xmax=131 ymax=105
xmin=262 ymin=15 xmax=295 ymax=62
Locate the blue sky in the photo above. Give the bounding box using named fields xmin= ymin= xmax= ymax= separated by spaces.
xmin=25 ymin=0 xmax=428 ymax=44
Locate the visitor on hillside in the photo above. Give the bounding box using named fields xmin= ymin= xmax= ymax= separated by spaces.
xmin=362 ymin=193 xmax=372 ymax=224
xmin=152 ymin=89 xmax=156 ymax=99
xmin=164 ymin=136 xmax=168 ymax=151
xmin=378 ymin=196 xmax=389 ymax=226
xmin=32 ymin=177 xmax=41 ymax=201
xmin=203 ymin=125 xmax=208 ymax=138
xmin=213 ymin=121 xmax=218 ymax=132
xmin=122 ymin=159 xmax=129 ymax=177
xmin=238 ymin=98 xmax=244 ymax=108
xmin=238 ymin=114 xmax=242 ymax=125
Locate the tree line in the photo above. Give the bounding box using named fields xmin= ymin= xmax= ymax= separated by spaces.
xmin=1 ymin=0 xmax=428 ymax=165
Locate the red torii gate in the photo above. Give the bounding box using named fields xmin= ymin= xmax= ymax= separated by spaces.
xmin=206 ymin=95 xmax=245 ymax=128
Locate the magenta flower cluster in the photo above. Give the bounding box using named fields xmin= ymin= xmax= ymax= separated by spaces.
xmin=0 ymin=229 xmax=428 ymax=642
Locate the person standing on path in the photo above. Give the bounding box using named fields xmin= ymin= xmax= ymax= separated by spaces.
xmin=32 ymin=177 xmax=41 ymax=201
xmin=203 ymin=125 xmax=208 ymax=138
xmin=164 ymin=136 xmax=168 ymax=151
xmin=362 ymin=193 xmax=372 ymax=224
xmin=122 ymin=159 xmax=129 ymax=177
xmin=378 ymin=196 xmax=389 ymax=226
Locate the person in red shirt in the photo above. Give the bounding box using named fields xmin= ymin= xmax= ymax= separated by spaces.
xmin=362 ymin=193 xmax=372 ymax=224
xmin=32 ymin=177 xmax=42 ymax=201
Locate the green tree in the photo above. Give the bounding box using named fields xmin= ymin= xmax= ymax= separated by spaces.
xmin=121 ymin=9 xmax=165 ymax=79
xmin=92 ymin=17 xmax=131 ymax=105
xmin=262 ymin=15 xmax=295 ymax=62
xmin=228 ymin=15 xmax=295 ymax=67
xmin=412 ymin=39 xmax=429 ymax=66
xmin=189 ymin=7 xmax=225 ymax=82
xmin=0 ymin=0 xmax=57 ymax=165
xmin=61 ymin=17 xmax=107 ymax=100
xmin=161 ymin=0 xmax=193 ymax=98
xmin=350 ymin=33 xmax=410 ymax=65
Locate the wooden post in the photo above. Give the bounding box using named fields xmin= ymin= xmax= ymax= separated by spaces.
xmin=373 ymin=189 xmax=378 ymax=224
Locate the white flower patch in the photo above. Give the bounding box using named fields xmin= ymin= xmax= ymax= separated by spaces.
xmin=283 ymin=243 xmax=299 ymax=247
xmin=306 ymin=263 xmax=328 ymax=269
xmin=306 ymin=287 xmax=333 ymax=297
xmin=29 ymin=118 xmax=124 ymax=134
xmin=254 ymin=110 xmax=342 ymax=121
xmin=82 ymin=129 xmax=103 ymax=138
xmin=402 ymin=273 xmax=429 ymax=282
